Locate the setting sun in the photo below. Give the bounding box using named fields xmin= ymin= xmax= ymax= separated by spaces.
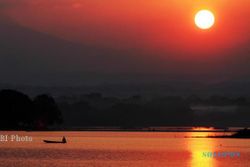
xmin=195 ymin=10 xmax=215 ymax=30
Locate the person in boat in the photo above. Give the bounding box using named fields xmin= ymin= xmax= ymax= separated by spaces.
xmin=62 ymin=136 xmax=67 ymax=143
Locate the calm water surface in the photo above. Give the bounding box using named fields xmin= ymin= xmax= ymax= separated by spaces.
xmin=0 ymin=131 xmax=249 ymax=167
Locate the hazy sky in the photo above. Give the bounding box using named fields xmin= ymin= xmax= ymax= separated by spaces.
xmin=0 ymin=0 xmax=249 ymax=85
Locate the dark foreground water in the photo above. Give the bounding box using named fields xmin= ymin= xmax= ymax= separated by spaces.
xmin=0 ymin=131 xmax=249 ymax=167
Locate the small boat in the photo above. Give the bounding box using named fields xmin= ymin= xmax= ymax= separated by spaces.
xmin=43 ymin=136 xmax=67 ymax=144
xmin=43 ymin=140 xmax=66 ymax=143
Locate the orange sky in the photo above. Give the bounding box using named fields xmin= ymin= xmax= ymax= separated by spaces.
xmin=2 ymin=0 xmax=249 ymax=60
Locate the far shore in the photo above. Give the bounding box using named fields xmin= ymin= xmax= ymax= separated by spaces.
xmin=0 ymin=126 xmax=246 ymax=133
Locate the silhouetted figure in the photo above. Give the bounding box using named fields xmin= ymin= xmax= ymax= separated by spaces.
xmin=62 ymin=136 xmax=67 ymax=143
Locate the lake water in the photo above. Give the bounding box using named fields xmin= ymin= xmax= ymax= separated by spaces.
xmin=0 ymin=131 xmax=249 ymax=167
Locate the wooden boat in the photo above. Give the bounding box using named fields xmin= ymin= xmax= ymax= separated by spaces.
xmin=43 ymin=140 xmax=66 ymax=143
xmin=43 ymin=137 xmax=67 ymax=144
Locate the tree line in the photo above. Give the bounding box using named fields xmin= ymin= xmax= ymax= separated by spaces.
xmin=0 ymin=89 xmax=249 ymax=130
xmin=59 ymin=93 xmax=250 ymax=128
xmin=0 ymin=89 xmax=62 ymax=130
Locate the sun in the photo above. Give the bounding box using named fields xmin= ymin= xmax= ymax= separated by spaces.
xmin=195 ymin=10 xmax=215 ymax=30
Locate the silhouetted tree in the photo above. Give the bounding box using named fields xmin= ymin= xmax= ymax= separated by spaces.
xmin=0 ymin=89 xmax=33 ymax=129
xmin=144 ymin=96 xmax=193 ymax=126
xmin=33 ymin=94 xmax=63 ymax=129
xmin=105 ymin=102 xmax=143 ymax=127
xmin=235 ymin=97 xmax=248 ymax=106
xmin=186 ymin=95 xmax=202 ymax=105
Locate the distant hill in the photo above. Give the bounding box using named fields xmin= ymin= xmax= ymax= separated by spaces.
xmin=1 ymin=16 xmax=250 ymax=92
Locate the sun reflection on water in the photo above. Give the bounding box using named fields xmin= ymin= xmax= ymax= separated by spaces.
xmin=189 ymin=132 xmax=217 ymax=167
